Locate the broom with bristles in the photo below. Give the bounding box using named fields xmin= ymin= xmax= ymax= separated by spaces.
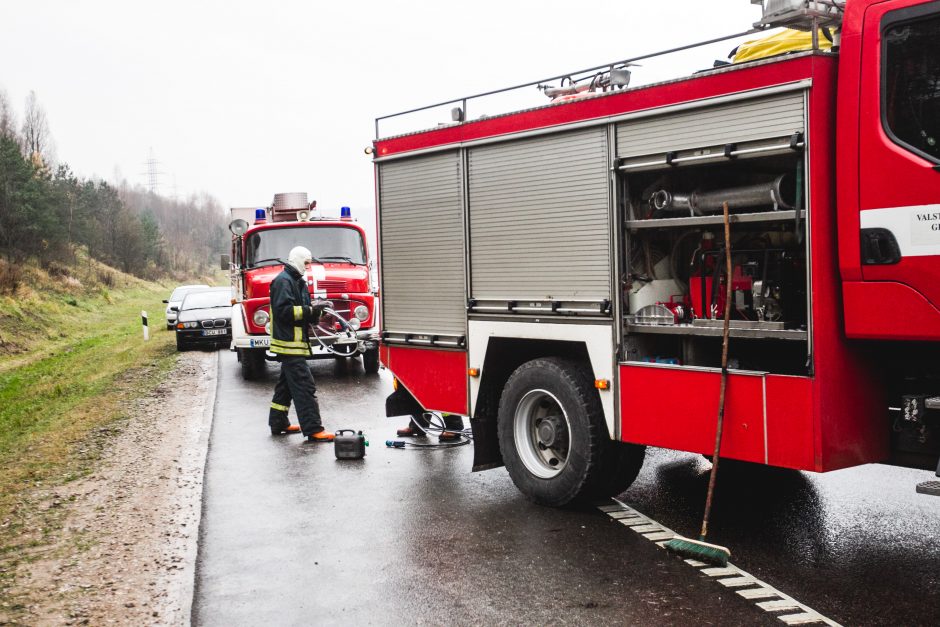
xmin=664 ymin=201 xmax=734 ymax=567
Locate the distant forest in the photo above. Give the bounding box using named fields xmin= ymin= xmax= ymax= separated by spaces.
xmin=0 ymin=89 xmax=227 ymax=284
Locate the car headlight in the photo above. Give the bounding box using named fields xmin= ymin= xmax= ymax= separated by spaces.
xmin=347 ymin=317 xmax=361 ymax=331
xmin=253 ymin=308 xmax=270 ymax=327
xmin=354 ymin=305 xmax=369 ymax=321
xmin=264 ymin=322 xmax=271 ymax=334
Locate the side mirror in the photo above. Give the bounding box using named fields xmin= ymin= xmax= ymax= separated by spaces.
xmin=162 ymin=299 xmax=169 ymax=304
xmin=220 ymin=254 xmax=231 ymax=270
xmin=170 ymin=306 xmax=179 ymax=312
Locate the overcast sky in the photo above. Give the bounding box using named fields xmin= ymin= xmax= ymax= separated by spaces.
xmin=0 ymin=1 xmax=763 ymax=217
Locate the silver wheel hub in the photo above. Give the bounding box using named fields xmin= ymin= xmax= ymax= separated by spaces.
xmin=513 ymin=389 xmax=571 ymax=479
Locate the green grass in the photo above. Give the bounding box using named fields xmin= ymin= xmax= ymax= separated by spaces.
xmin=0 ymin=285 xmax=176 ymax=463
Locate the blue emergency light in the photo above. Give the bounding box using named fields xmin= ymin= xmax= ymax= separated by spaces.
xmin=254 ymin=208 xmax=267 ymax=224
xmin=340 ymin=206 xmax=352 ymax=219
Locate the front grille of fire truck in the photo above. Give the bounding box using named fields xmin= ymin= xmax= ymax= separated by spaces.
xmin=318 ymin=280 xmax=348 ymax=292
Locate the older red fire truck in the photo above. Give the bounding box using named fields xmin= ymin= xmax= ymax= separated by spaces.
xmin=226 ymin=192 xmax=379 ymax=379
xmin=373 ymin=0 xmax=940 ymax=506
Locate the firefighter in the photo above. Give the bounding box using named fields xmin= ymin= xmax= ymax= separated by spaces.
xmin=268 ymin=245 xmax=334 ymax=442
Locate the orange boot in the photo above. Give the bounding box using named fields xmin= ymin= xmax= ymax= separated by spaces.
xmin=307 ymin=429 xmax=335 ymax=443
xmin=272 ymin=424 xmax=302 ymax=435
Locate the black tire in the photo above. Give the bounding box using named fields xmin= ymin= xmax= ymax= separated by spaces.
xmin=175 ymin=335 xmax=187 ymax=352
xmin=240 ymin=348 xmax=266 ymax=380
xmin=362 ymin=347 xmax=380 ymax=374
xmin=497 ymin=357 xmax=643 ymax=507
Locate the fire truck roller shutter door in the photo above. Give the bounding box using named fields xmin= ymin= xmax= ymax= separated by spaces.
xmin=467 ymin=127 xmax=611 ymax=302
xmin=378 ymin=151 xmax=466 ymax=337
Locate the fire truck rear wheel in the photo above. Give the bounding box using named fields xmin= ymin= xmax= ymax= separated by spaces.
xmin=498 ymin=357 xmax=624 ymax=507
xmin=362 ymin=347 xmax=380 ymax=374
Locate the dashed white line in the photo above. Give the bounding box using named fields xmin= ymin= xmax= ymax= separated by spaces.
xmin=643 ymin=531 xmax=675 ymax=542
xmin=758 ymin=600 xmax=804 ymax=612
xmin=599 ymin=498 xmax=842 ymax=627
xmin=738 ymin=587 xmax=781 ymax=600
xmin=718 ymin=576 xmax=760 ymax=588
xmin=701 ymin=567 xmax=739 ymax=577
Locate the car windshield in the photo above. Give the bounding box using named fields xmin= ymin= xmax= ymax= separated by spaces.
xmin=245 ymin=226 xmax=366 ymax=267
xmin=181 ymin=290 xmax=230 ymax=310
xmin=170 ymin=286 xmax=208 ymax=301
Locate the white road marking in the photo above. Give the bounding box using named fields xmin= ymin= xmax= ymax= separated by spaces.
xmin=608 ymin=511 xmax=639 ymax=519
xmin=738 ymin=587 xmax=781 ymax=600
xmin=719 ymin=576 xmax=759 ymax=587
xmin=780 ymin=612 xmax=831 ymax=625
xmin=643 ymin=531 xmax=675 ymax=542
xmin=633 ymin=524 xmax=665 ymax=533
xmin=758 ymin=600 xmax=803 ymax=612
xmin=620 ymin=518 xmax=652 ymax=527
xmin=599 ymin=499 xmax=842 ymax=627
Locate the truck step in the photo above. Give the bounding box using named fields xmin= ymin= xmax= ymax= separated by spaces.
xmin=916 ymin=481 xmax=940 ymax=496
xmin=926 ymin=396 xmax=940 ymax=410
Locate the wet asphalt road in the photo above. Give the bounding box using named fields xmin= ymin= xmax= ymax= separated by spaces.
xmin=194 ymin=352 xmax=940 ymax=626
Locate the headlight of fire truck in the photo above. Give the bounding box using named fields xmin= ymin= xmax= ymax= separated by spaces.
xmin=353 ymin=305 xmax=369 ymax=321
xmin=253 ymin=308 xmax=270 ymax=327
xmin=347 ymin=317 xmax=361 ymax=331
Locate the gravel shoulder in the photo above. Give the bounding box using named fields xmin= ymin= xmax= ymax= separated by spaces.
xmin=4 ymin=350 xmax=217 ymax=626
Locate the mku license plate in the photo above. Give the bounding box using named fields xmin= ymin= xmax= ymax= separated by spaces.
xmin=202 ymin=329 xmax=227 ymax=336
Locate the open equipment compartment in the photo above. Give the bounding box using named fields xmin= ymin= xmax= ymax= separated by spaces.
xmin=617 ymin=88 xmax=811 ymax=377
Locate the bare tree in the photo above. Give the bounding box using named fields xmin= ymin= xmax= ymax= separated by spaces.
xmin=0 ymin=88 xmax=16 ymax=140
xmin=21 ymin=90 xmax=53 ymax=163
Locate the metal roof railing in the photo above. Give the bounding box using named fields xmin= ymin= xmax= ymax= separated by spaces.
xmin=374 ymin=28 xmax=765 ymax=140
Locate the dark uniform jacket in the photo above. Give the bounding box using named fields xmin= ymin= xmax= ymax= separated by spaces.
xmin=269 ymin=265 xmax=325 ymax=357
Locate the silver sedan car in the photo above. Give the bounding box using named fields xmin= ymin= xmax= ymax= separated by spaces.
xmin=163 ymin=284 xmax=209 ymax=328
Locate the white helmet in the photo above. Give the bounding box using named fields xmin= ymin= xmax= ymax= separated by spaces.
xmin=287 ymin=246 xmax=312 ymax=275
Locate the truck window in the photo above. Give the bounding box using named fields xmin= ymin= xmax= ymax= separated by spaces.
xmin=883 ymin=10 xmax=940 ymax=163
xmin=245 ymin=226 xmax=366 ymax=267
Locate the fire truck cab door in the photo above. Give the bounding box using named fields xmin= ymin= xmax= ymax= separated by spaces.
xmin=858 ymin=0 xmax=940 ymax=308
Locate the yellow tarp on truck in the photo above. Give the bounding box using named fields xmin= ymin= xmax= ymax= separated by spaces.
xmin=733 ymin=28 xmax=833 ymax=63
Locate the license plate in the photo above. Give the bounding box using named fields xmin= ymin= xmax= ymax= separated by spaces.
xmin=202 ymin=329 xmax=227 ymax=336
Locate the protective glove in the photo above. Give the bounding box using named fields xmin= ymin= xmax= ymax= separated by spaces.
xmin=309 ymin=299 xmax=334 ymax=317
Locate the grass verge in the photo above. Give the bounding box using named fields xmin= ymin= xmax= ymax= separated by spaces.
xmin=0 ymin=275 xmax=185 ymax=615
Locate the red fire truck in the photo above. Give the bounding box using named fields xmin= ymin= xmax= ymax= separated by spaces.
xmin=373 ymin=0 xmax=940 ymax=506
xmin=226 ymin=192 xmax=379 ymax=379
